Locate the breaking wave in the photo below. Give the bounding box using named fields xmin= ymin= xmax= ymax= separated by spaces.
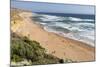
xmin=32 ymin=13 xmax=95 ymax=46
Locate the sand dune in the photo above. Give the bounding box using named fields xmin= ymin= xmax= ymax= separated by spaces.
xmin=11 ymin=10 xmax=95 ymax=62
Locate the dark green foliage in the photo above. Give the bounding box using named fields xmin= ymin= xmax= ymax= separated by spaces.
xmin=11 ymin=54 xmax=24 ymax=62
xmin=11 ymin=33 xmax=60 ymax=65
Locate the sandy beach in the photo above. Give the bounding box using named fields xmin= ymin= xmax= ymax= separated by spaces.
xmin=11 ymin=10 xmax=95 ymax=62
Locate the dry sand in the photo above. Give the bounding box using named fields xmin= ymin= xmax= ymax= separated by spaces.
xmin=11 ymin=11 xmax=95 ymax=62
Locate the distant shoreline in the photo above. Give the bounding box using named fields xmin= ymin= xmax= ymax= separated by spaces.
xmin=11 ymin=7 xmax=95 ymax=19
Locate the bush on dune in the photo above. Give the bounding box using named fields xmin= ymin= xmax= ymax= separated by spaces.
xmin=11 ymin=33 xmax=61 ymax=65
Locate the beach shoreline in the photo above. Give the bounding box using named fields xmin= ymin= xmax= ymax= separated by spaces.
xmin=30 ymin=12 xmax=95 ymax=47
xmin=43 ymin=27 xmax=95 ymax=47
xmin=11 ymin=9 xmax=95 ymax=62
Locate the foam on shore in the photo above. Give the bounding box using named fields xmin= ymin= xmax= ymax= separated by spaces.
xmin=32 ymin=13 xmax=95 ymax=47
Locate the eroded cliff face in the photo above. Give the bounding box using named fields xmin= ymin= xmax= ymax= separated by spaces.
xmin=11 ymin=9 xmax=23 ymax=33
xmin=11 ymin=9 xmax=32 ymax=36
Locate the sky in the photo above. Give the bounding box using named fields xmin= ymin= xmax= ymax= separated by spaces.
xmin=11 ymin=1 xmax=95 ymax=15
xmin=18 ymin=0 xmax=95 ymax=5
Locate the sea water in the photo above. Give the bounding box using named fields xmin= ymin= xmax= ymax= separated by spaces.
xmin=31 ymin=13 xmax=95 ymax=46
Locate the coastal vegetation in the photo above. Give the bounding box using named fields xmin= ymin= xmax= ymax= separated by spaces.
xmin=11 ymin=33 xmax=62 ymax=65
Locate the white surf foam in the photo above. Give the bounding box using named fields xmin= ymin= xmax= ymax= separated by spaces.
xmin=33 ymin=13 xmax=95 ymax=46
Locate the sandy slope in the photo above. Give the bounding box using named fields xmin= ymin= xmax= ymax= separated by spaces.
xmin=11 ymin=11 xmax=95 ymax=62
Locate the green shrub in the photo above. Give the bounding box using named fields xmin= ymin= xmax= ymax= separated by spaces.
xmin=11 ymin=33 xmax=60 ymax=65
xmin=11 ymin=54 xmax=23 ymax=62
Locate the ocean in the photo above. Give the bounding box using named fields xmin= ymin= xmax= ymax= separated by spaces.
xmin=31 ymin=13 xmax=95 ymax=46
xmin=11 ymin=1 xmax=95 ymax=46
